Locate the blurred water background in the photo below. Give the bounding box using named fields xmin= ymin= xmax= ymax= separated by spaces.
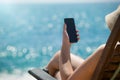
xmin=0 ymin=2 xmax=120 ymax=80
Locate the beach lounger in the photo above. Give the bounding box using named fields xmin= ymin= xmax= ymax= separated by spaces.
xmin=91 ymin=15 xmax=120 ymax=80
xmin=28 ymin=15 xmax=120 ymax=80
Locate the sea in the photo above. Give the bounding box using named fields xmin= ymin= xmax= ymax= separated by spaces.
xmin=0 ymin=2 xmax=120 ymax=80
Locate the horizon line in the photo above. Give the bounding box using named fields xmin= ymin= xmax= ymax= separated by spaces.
xmin=0 ymin=0 xmax=119 ymax=4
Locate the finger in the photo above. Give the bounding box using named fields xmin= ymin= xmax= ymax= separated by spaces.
xmin=76 ymin=30 xmax=79 ymax=33
xmin=64 ymin=23 xmax=67 ymax=31
xmin=77 ymin=35 xmax=80 ymax=39
xmin=77 ymin=34 xmax=80 ymax=39
xmin=76 ymin=33 xmax=79 ymax=36
xmin=77 ymin=37 xmax=80 ymax=41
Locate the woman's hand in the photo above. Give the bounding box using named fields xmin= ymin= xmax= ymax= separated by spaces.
xmin=62 ymin=24 xmax=71 ymax=47
xmin=62 ymin=24 xmax=80 ymax=48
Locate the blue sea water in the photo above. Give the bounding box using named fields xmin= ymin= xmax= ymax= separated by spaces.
xmin=0 ymin=2 xmax=119 ymax=79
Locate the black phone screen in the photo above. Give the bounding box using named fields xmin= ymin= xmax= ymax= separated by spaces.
xmin=64 ymin=18 xmax=78 ymax=43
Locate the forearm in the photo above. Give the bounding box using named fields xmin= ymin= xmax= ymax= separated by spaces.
xmin=59 ymin=43 xmax=73 ymax=80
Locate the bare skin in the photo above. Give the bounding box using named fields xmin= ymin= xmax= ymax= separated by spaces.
xmin=46 ymin=24 xmax=105 ymax=80
xmin=46 ymin=51 xmax=84 ymax=76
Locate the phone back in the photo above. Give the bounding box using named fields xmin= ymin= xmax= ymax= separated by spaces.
xmin=64 ymin=18 xmax=78 ymax=43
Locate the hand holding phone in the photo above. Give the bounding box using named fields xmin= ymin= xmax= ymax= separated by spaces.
xmin=64 ymin=18 xmax=78 ymax=43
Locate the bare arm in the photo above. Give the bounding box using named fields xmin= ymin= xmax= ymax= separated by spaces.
xmin=60 ymin=42 xmax=73 ymax=80
xmin=59 ymin=24 xmax=79 ymax=80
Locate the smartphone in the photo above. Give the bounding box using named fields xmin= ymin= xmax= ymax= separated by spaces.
xmin=64 ymin=18 xmax=78 ymax=43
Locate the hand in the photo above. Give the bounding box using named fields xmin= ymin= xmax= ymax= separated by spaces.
xmin=62 ymin=24 xmax=71 ymax=47
xmin=62 ymin=24 xmax=80 ymax=48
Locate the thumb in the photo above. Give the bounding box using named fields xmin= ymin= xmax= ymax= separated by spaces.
xmin=63 ymin=24 xmax=67 ymax=32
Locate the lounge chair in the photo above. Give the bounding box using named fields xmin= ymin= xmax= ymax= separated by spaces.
xmin=91 ymin=15 xmax=120 ymax=80
xmin=28 ymin=15 xmax=120 ymax=80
